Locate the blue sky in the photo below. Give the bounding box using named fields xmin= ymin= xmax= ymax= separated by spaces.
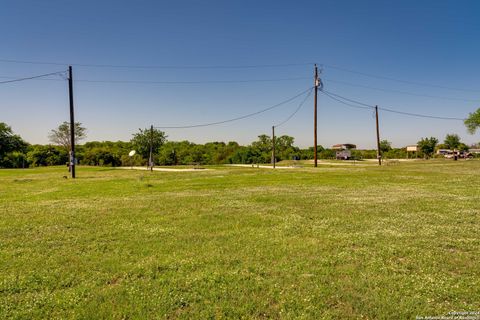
xmin=1 ymin=0 xmax=479 ymax=148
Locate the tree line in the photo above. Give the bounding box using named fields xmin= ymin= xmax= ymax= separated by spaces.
xmin=1 ymin=108 xmax=480 ymax=168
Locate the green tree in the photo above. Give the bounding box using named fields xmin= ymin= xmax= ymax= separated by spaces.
xmin=319 ymin=149 xmax=336 ymax=159
xmin=83 ymin=147 xmax=122 ymax=166
xmin=26 ymin=145 xmax=68 ymax=167
xmin=276 ymin=135 xmax=299 ymax=160
xmin=159 ymin=141 xmax=196 ymax=165
xmin=250 ymin=134 xmax=298 ymax=163
xmin=0 ymin=122 xmax=28 ymax=153
xmin=0 ymin=122 xmax=28 ymax=168
xmin=458 ymin=143 xmax=469 ymax=152
xmin=299 ymin=146 xmax=324 ymax=160
xmin=130 ymin=128 xmax=167 ymax=161
xmin=158 ymin=142 xmax=182 ymax=165
xmin=250 ymin=134 xmax=272 ymax=163
xmin=383 ymin=148 xmax=407 ymax=159
xmin=464 ymin=108 xmax=480 ymax=134
xmin=2 ymin=151 xmax=27 ymax=168
xmin=49 ymin=122 xmax=87 ymax=151
xmin=444 ymin=133 xmax=461 ymax=150
xmin=251 ymin=134 xmax=271 ymax=153
xmin=418 ymin=137 xmax=438 ymax=159
xmin=379 ymin=140 xmax=392 ymax=153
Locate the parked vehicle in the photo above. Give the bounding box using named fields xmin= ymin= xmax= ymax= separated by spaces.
xmin=336 ymin=150 xmax=352 ymax=160
xmin=444 ymin=151 xmax=473 ymax=159
xmin=460 ymin=152 xmax=473 ymax=159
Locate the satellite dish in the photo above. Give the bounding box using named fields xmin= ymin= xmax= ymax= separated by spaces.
xmin=129 ymin=150 xmax=136 ymax=157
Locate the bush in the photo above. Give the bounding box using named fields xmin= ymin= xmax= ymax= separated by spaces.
xmin=319 ymin=149 xmax=336 ymax=159
xmin=83 ymin=147 xmax=122 ymax=167
xmin=26 ymin=145 xmax=68 ymax=167
xmin=121 ymin=154 xmax=146 ymax=166
xmin=0 ymin=152 xmax=27 ymax=168
xmin=383 ymin=148 xmax=407 ymax=159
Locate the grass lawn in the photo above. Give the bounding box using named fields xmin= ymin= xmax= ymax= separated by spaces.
xmin=1 ymin=161 xmax=479 ymax=319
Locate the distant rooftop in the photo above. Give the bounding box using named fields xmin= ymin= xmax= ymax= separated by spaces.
xmin=332 ymin=144 xmax=356 ymax=150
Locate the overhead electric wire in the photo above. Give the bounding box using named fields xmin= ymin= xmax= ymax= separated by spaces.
xmin=321 ymin=89 xmax=466 ymax=121
xmin=322 ymin=89 xmax=374 ymax=108
xmin=325 ymin=78 xmax=480 ymax=103
xmin=2 ymin=57 xmax=478 ymax=93
xmin=0 ymin=74 xmax=309 ymax=84
xmin=74 ymin=76 xmax=310 ymax=84
xmin=274 ymin=87 xmax=314 ymax=127
xmin=378 ymin=107 xmax=465 ymax=121
xmin=0 ymin=71 xmax=65 ymax=84
xmin=0 ymin=58 xmax=313 ymax=69
xmin=321 ymin=90 xmax=374 ymax=110
xmin=323 ymin=64 xmax=480 ymax=93
xmin=154 ymin=87 xmax=313 ymax=129
xmin=0 ymin=58 xmax=468 ymax=122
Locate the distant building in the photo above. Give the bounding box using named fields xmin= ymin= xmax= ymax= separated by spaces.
xmin=406 ymin=145 xmax=418 ymax=159
xmin=332 ymin=143 xmax=356 ymax=150
xmin=406 ymin=145 xmax=418 ymax=152
xmin=332 ymin=143 xmax=356 ymax=160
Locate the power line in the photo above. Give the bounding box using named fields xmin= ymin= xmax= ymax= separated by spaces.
xmin=378 ymin=107 xmax=465 ymax=121
xmin=0 ymin=71 xmax=66 ymax=84
xmin=322 ymin=89 xmax=466 ymax=121
xmin=325 ymin=78 xmax=480 ymax=103
xmin=75 ymin=76 xmax=310 ymax=84
xmin=322 ymin=90 xmax=374 ymax=108
xmin=323 ymin=64 xmax=480 ymax=93
xmin=321 ymin=90 xmax=374 ymax=110
xmin=2 ymin=57 xmax=478 ymax=93
xmin=154 ymin=87 xmax=313 ymax=129
xmin=0 ymin=75 xmax=309 ymax=84
xmin=0 ymin=62 xmax=467 ymax=122
xmin=274 ymin=87 xmax=314 ymax=127
xmin=0 ymin=58 xmax=313 ymax=69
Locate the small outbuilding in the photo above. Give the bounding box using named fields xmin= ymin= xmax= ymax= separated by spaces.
xmin=406 ymin=145 xmax=418 ymax=158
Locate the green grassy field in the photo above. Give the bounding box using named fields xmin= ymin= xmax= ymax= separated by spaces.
xmin=1 ymin=161 xmax=479 ymax=319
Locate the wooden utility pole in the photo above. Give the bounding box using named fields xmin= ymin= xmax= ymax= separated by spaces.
xmin=149 ymin=124 xmax=154 ymax=171
xmin=314 ymin=64 xmax=318 ymax=167
xmin=375 ymin=105 xmax=382 ymax=165
xmin=272 ymin=126 xmax=276 ymax=168
xmin=68 ymin=66 xmax=76 ymax=178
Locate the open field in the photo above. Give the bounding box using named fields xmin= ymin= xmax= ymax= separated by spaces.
xmin=1 ymin=161 xmax=479 ymax=319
